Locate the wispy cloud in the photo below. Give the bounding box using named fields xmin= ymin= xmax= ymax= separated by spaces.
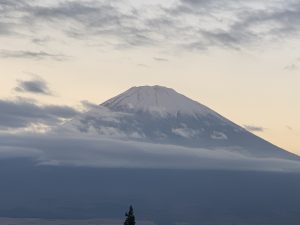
xmin=284 ymin=64 xmax=298 ymax=71
xmin=153 ymin=57 xmax=169 ymax=62
xmin=286 ymin=125 xmax=293 ymax=131
xmin=31 ymin=37 xmax=51 ymax=45
xmin=137 ymin=64 xmax=150 ymax=68
xmin=244 ymin=125 xmax=265 ymax=133
xmin=0 ymin=50 xmax=67 ymax=61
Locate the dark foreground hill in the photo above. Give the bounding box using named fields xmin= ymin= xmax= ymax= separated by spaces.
xmin=0 ymin=159 xmax=299 ymax=225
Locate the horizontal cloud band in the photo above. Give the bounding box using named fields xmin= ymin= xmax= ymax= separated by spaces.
xmin=0 ymin=133 xmax=299 ymax=172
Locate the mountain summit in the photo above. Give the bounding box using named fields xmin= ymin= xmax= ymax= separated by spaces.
xmin=62 ymin=85 xmax=298 ymax=160
xmin=102 ymin=85 xmax=215 ymax=117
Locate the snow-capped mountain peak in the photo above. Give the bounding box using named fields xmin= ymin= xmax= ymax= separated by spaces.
xmin=60 ymin=85 xmax=298 ymax=160
xmin=102 ymin=85 xmax=213 ymax=117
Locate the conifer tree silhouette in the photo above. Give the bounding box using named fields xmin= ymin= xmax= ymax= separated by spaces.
xmin=124 ymin=205 xmax=136 ymax=225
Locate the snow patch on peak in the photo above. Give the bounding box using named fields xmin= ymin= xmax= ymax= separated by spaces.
xmin=102 ymin=85 xmax=215 ymax=117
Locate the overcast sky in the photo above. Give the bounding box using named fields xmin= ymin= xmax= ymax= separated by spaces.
xmin=0 ymin=0 xmax=299 ymax=154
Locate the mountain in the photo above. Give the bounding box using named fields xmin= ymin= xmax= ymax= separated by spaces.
xmin=61 ymin=85 xmax=297 ymax=160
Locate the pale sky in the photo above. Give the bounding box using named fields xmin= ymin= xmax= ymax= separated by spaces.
xmin=0 ymin=0 xmax=299 ymax=154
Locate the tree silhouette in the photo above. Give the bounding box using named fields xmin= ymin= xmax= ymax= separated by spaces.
xmin=124 ymin=205 xmax=136 ymax=225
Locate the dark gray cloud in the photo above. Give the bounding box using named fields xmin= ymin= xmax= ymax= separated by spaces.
xmin=244 ymin=125 xmax=265 ymax=133
xmin=0 ymin=133 xmax=299 ymax=172
xmin=0 ymin=97 xmax=79 ymax=130
xmin=1 ymin=0 xmax=300 ymax=51
xmin=15 ymin=76 xmax=52 ymax=95
xmin=0 ymin=50 xmax=67 ymax=61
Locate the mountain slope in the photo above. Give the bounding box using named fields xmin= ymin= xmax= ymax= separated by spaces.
xmin=61 ymin=85 xmax=298 ymax=160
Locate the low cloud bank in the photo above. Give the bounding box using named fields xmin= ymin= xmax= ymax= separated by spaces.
xmin=0 ymin=133 xmax=299 ymax=172
xmin=0 ymin=97 xmax=92 ymax=132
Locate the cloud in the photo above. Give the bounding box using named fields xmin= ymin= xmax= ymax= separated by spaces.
xmin=80 ymin=100 xmax=99 ymax=110
xmin=0 ymin=97 xmax=80 ymax=131
xmin=31 ymin=37 xmax=51 ymax=45
xmin=211 ymin=131 xmax=228 ymax=140
xmin=137 ymin=64 xmax=150 ymax=68
xmin=25 ymin=1 xmax=154 ymax=47
xmin=0 ymin=22 xmax=13 ymax=36
xmin=15 ymin=76 xmax=52 ymax=95
xmin=0 ymin=133 xmax=299 ymax=172
xmin=170 ymin=0 xmax=300 ymax=49
xmin=284 ymin=64 xmax=298 ymax=71
xmin=244 ymin=125 xmax=265 ymax=132
xmin=0 ymin=146 xmax=41 ymax=159
xmin=153 ymin=57 xmax=169 ymax=62
xmin=0 ymin=1 xmax=31 ymax=36
xmin=1 ymin=0 xmax=300 ymax=51
xmin=172 ymin=127 xmax=199 ymax=139
xmin=0 ymin=50 xmax=67 ymax=61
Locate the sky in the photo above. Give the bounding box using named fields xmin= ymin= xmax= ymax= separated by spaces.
xmin=0 ymin=0 xmax=299 ymax=155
